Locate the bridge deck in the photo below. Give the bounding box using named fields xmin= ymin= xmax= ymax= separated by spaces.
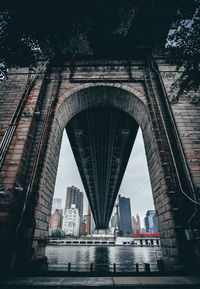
xmin=66 ymin=106 xmax=138 ymax=229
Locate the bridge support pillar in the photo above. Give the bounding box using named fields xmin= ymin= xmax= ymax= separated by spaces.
xmin=0 ymin=57 xmax=199 ymax=273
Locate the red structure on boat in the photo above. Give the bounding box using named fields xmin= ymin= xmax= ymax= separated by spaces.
xmin=133 ymin=233 xmax=159 ymax=238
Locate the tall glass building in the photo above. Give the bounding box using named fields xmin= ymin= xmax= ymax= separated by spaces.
xmin=118 ymin=195 xmax=133 ymax=236
xmin=144 ymin=210 xmax=158 ymax=233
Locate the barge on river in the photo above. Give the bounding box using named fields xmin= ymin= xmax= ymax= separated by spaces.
xmin=47 ymin=233 xmax=160 ymax=247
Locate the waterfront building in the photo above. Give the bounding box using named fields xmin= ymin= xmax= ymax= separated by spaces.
xmin=111 ymin=215 xmax=116 ymax=228
xmin=91 ymin=213 xmax=95 ymax=235
xmin=64 ymin=186 xmax=83 ymax=217
xmin=144 ymin=210 xmax=158 ymax=233
xmin=83 ymin=215 xmax=88 ymax=225
xmin=89 ymin=206 xmax=95 ymax=235
xmin=111 ymin=212 xmax=118 ymax=228
xmin=153 ymin=214 xmax=158 ymax=233
xmin=136 ymin=214 xmax=141 ymax=226
xmin=115 ymin=236 xmax=134 ymax=245
xmin=141 ymin=227 xmax=147 ymax=234
xmin=51 ymin=198 xmax=62 ymax=214
xmin=82 ymin=222 xmax=87 ymax=235
xmin=85 ymin=204 xmax=95 ymax=235
xmin=132 ymin=214 xmax=141 ymax=234
xmin=64 ymin=186 xmax=83 ymax=232
xmin=62 ymin=204 xmax=80 ymax=236
xmin=109 ymin=226 xmax=115 ymax=235
xmin=82 ymin=215 xmax=88 ymax=235
xmin=87 ymin=204 xmax=91 ymax=235
xmin=144 ymin=216 xmax=149 ymax=232
xmin=118 ymin=195 xmax=133 ymax=236
xmin=49 ymin=209 xmax=63 ymax=233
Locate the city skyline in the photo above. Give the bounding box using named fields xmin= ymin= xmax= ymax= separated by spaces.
xmin=54 ymin=128 xmax=155 ymax=228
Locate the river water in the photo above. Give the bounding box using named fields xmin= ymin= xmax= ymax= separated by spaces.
xmin=46 ymin=246 xmax=161 ymax=272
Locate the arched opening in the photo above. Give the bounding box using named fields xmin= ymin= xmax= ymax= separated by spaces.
xmin=46 ymin=122 xmax=159 ymax=271
xmin=65 ymin=105 xmax=139 ymax=229
xmin=33 ymin=85 xmax=180 ymax=268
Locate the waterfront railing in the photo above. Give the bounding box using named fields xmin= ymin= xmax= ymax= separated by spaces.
xmin=48 ymin=261 xmax=164 ymax=273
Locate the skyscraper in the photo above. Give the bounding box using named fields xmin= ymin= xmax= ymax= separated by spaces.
xmin=144 ymin=210 xmax=158 ymax=233
xmin=64 ymin=186 xmax=83 ymax=220
xmin=118 ymin=195 xmax=133 ymax=236
xmin=132 ymin=214 xmax=141 ymax=234
xmin=111 ymin=214 xmax=118 ymax=228
xmin=153 ymin=214 xmax=158 ymax=233
xmin=51 ymin=198 xmax=62 ymax=214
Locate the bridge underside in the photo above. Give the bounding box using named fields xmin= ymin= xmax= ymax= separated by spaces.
xmin=66 ymin=106 xmax=139 ymax=229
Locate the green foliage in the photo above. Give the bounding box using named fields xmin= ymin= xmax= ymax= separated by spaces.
xmin=114 ymin=0 xmax=138 ymax=37
xmin=0 ymin=0 xmax=95 ymax=77
xmin=66 ymin=22 xmax=93 ymax=57
xmin=0 ymin=0 xmax=199 ymax=99
xmin=166 ymin=0 xmax=200 ymax=103
xmin=51 ymin=230 xmax=63 ymax=238
xmin=0 ymin=0 xmax=136 ymax=76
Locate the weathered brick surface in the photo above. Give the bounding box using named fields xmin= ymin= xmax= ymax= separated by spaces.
xmin=155 ymin=57 xmax=200 ymax=191
xmin=0 ymin=57 xmax=200 ymax=271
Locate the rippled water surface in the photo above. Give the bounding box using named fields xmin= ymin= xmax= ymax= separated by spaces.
xmin=46 ymin=245 xmax=161 ymax=272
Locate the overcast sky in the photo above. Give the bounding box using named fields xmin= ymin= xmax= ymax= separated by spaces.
xmin=54 ymin=128 xmax=155 ymax=228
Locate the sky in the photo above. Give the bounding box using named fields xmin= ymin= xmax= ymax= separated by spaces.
xmin=54 ymin=128 xmax=155 ymax=228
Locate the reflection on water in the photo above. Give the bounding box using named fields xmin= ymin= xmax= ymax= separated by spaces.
xmin=94 ymin=247 xmax=110 ymax=272
xmin=94 ymin=247 xmax=110 ymax=263
xmin=46 ymin=245 xmax=161 ymax=272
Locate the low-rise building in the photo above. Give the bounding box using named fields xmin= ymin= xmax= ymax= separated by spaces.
xmin=49 ymin=209 xmax=63 ymax=233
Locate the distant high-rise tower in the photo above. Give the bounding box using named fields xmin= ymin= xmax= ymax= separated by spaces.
xmin=111 ymin=214 xmax=117 ymax=228
xmin=118 ymin=195 xmax=133 ymax=236
xmin=144 ymin=210 xmax=158 ymax=233
xmin=132 ymin=214 xmax=141 ymax=234
xmin=65 ymin=186 xmax=83 ymax=220
xmin=51 ymin=198 xmax=62 ymax=214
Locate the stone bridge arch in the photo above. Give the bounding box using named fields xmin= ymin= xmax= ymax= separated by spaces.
xmin=34 ymin=84 xmax=184 ymax=270
xmin=0 ymin=59 xmax=199 ymax=273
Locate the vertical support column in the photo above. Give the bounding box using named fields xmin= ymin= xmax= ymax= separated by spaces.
xmin=0 ymin=65 xmax=48 ymax=272
xmin=154 ymin=54 xmax=200 ymax=269
xmin=145 ymin=55 xmax=200 ymax=270
xmin=30 ymin=68 xmax=63 ymax=269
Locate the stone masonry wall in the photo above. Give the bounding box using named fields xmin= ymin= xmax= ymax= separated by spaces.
xmin=0 ymin=64 xmax=47 ymax=270
xmin=33 ymin=58 xmax=186 ymax=268
xmin=155 ymin=56 xmax=200 ymax=196
xmin=0 ymin=57 xmax=199 ymax=271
